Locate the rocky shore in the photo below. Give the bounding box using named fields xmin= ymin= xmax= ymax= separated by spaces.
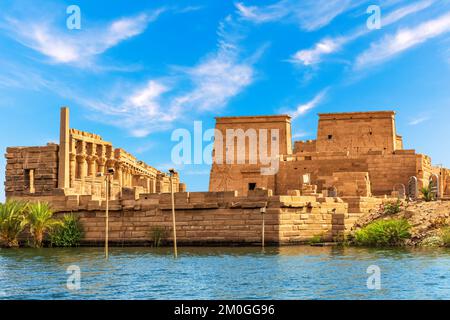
xmin=352 ymin=200 xmax=450 ymax=247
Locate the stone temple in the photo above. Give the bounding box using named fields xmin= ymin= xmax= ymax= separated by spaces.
xmin=3 ymin=107 xmax=450 ymax=245
xmin=5 ymin=107 xmax=185 ymax=200
xmin=209 ymin=111 xmax=450 ymax=199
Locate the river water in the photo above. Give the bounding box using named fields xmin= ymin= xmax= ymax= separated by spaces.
xmin=1 ymin=246 xmax=449 ymax=299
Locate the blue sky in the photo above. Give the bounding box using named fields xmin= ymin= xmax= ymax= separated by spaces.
xmin=1 ymin=0 xmax=450 ymax=201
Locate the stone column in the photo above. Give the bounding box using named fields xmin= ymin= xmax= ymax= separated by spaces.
xmin=76 ymin=154 xmax=87 ymax=179
xmin=69 ymin=152 xmax=76 ymax=186
xmin=87 ymin=155 xmax=97 ymax=178
xmin=97 ymin=157 xmax=106 ymax=175
xmin=115 ymin=162 xmax=123 ymax=189
xmin=58 ymin=107 xmax=70 ymax=189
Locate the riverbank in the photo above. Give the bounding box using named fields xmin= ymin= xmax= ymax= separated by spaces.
xmin=351 ymin=200 xmax=450 ymax=247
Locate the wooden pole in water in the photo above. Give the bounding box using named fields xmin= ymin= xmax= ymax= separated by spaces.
xmin=105 ymin=175 xmax=109 ymax=259
xmin=260 ymin=206 xmax=266 ymax=248
xmin=169 ymin=169 xmax=178 ymax=258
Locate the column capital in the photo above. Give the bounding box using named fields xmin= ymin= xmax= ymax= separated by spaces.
xmin=97 ymin=157 xmax=107 ymax=165
xmin=76 ymin=153 xmax=87 ymax=162
xmin=87 ymin=155 xmax=98 ymax=163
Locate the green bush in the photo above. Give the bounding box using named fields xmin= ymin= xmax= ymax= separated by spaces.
xmin=0 ymin=200 xmax=28 ymax=247
xmin=50 ymin=214 xmax=83 ymax=247
xmin=420 ymin=184 xmax=435 ymax=202
xmin=309 ymin=234 xmax=322 ymax=245
xmin=354 ymin=219 xmax=411 ymax=247
xmin=149 ymin=226 xmax=167 ymax=247
xmin=441 ymin=227 xmax=450 ymax=247
xmin=383 ymin=200 xmax=402 ymax=215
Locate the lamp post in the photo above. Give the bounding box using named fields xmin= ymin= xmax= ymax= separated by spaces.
xmin=260 ymin=206 xmax=266 ymax=249
xmin=98 ymin=167 xmax=115 ymax=260
xmin=169 ymin=169 xmax=178 ymax=259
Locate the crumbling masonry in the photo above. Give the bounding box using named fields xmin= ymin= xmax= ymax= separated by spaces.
xmin=5 ymin=107 xmax=185 ymax=200
xmin=209 ymin=111 xmax=450 ymax=199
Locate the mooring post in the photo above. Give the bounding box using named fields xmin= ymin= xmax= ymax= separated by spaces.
xmin=260 ymin=206 xmax=266 ymax=248
xmin=105 ymin=175 xmax=109 ymax=259
xmin=169 ymin=169 xmax=178 ymax=258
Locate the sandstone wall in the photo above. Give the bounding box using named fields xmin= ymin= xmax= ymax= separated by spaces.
xmin=316 ymin=111 xmax=397 ymax=155
xmin=13 ymin=190 xmax=352 ymax=245
xmin=365 ymin=151 xmax=418 ymax=195
xmin=276 ymin=155 xmax=368 ymax=195
xmin=293 ymin=140 xmax=316 ymax=153
xmin=209 ymin=115 xmax=292 ymax=196
xmin=5 ymin=144 xmax=59 ymax=197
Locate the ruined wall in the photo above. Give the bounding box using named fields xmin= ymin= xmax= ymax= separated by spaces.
xmin=325 ymin=172 xmax=371 ymax=197
xmin=293 ymin=140 xmax=316 ymax=153
xmin=209 ymin=163 xmax=277 ymax=196
xmin=316 ymin=111 xmax=397 ymax=155
xmin=5 ymin=144 xmax=59 ymax=197
xmin=4 ymin=107 xmax=183 ymax=201
xmin=275 ymin=154 xmax=368 ymax=195
xmin=14 ymin=191 xmax=352 ymax=245
xmin=365 ymin=151 xmax=418 ymax=196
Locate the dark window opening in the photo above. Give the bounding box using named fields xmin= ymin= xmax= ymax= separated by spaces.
xmin=328 ymin=135 xmax=333 ymax=140
xmin=305 ymin=156 xmax=312 ymax=161
xmin=248 ymin=183 xmax=256 ymax=191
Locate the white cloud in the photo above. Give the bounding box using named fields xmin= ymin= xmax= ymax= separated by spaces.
xmin=289 ymin=89 xmax=328 ymax=119
xmin=173 ymin=48 xmax=254 ymax=112
xmin=382 ymin=0 xmax=434 ymax=26
xmin=291 ymin=0 xmax=434 ymax=66
xmin=79 ymin=79 xmax=173 ymax=137
xmin=409 ymin=116 xmax=430 ymax=125
xmin=292 ymin=38 xmax=343 ymax=66
xmin=1 ymin=10 xmax=163 ymax=66
xmin=235 ymin=1 xmax=288 ymax=24
xmin=236 ymin=0 xmax=361 ymax=31
xmin=77 ymin=15 xmax=260 ymax=137
xmin=168 ymin=15 xmax=259 ymax=114
xmin=292 ymin=131 xmax=311 ymax=139
xmin=356 ymin=11 xmax=450 ymax=68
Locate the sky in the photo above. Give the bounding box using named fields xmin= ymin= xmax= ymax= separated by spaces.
xmin=1 ymin=0 xmax=450 ymax=201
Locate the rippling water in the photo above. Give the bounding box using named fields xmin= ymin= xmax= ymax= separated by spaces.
xmin=1 ymin=246 xmax=450 ymax=299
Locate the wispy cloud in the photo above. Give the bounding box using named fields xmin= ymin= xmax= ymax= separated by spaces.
xmin=355 ymin=11 xmax=450 ymax=68
xmin=236 ymin=0 xmax=363 ymax=31
xmin=292 ymin=38 xmax=343 ymax=66
xmin=291 ymin=0 xmax=434 ymax=66
xmin=287 ymin=89 xmax=328 ymax=119
xmin=77 ymin=15 xmax=261 ymax=137
xmin=409 ymin=115 xmax=430 ymax=125
xmin=79 ymin=79 xmax=174 ymax=137
xmin=292 ymin=131 xmax=311 ymax=139
xmin=0 ymin=9 xmax=163 ymax=66
xmin=172 ymin=34 xmax=256 ymax=112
